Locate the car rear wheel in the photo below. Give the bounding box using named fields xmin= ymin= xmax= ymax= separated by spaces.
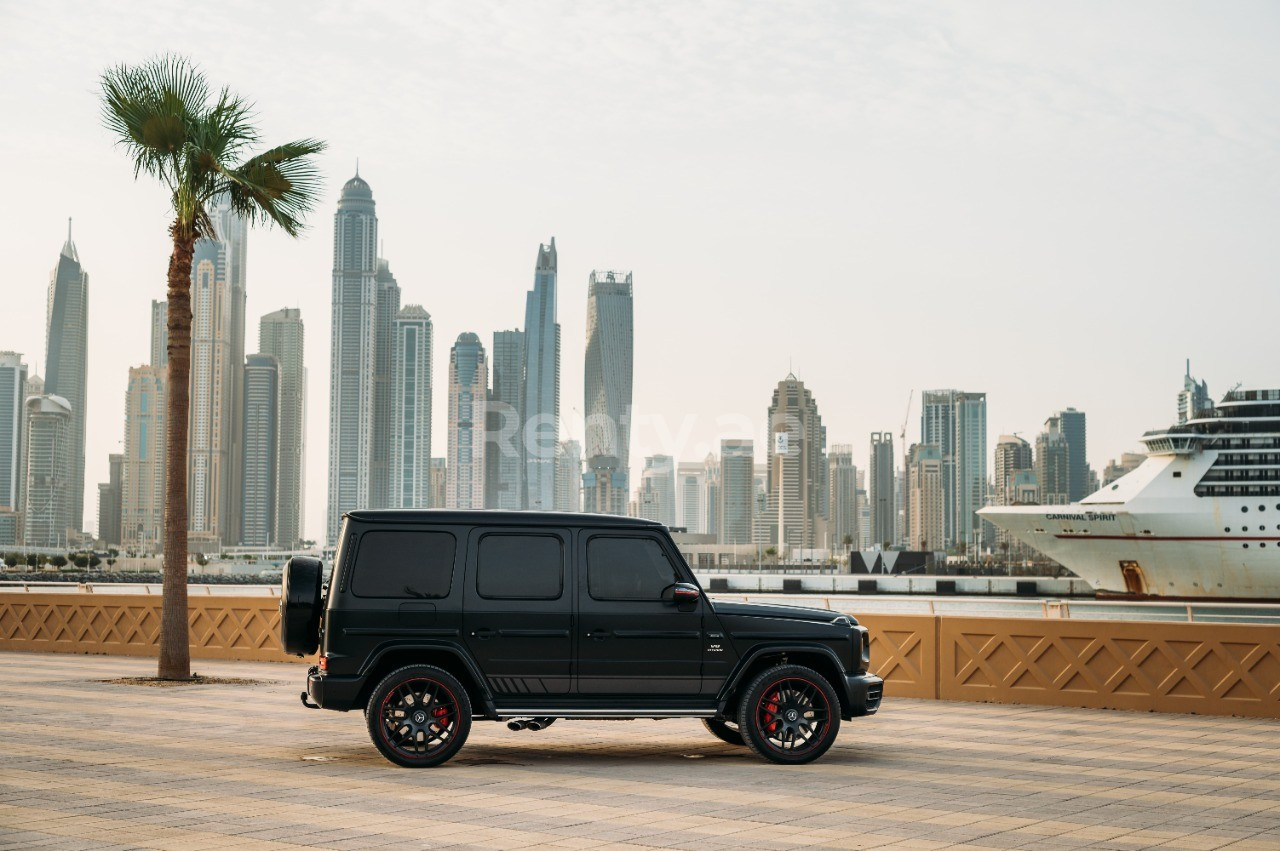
xmin=701 ymin=718 xmax=745 ymax=746
xmin=366 ymin=665 xmax=472 ymax=768
xmin=736 ymin=664 xmax=841 ymax=764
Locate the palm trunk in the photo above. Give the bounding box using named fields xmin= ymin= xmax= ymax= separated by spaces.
xmin=158 ymin=222 xmax=195 ymax=680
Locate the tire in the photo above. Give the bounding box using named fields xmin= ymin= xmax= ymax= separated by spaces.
xmin=702 ymin=718 xmax=745 ymax=747
xmin=366 ymin=665 xmax=472 ymax=768
xmin=736 ymin=664 xmax=841 ymax=764
xmin=279 ymin=556 xmax=324 ymax=656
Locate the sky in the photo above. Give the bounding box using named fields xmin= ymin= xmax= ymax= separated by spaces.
xmin=2 ymin=1 xmax=1278 ymax=542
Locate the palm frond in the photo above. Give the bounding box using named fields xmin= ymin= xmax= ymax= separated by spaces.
xmin=222 ymin=139 xmax=327 ymax=236
xmin=100 ymin=55 xmax=208 ymax=187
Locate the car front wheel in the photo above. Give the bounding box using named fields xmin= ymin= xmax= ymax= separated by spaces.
xmin=366 ymin=665 xmax=471 ymax=767
xmin=736 ymin=664 xmax=841 ymax=764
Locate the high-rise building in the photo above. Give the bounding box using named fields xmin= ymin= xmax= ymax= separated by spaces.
xmin=718 ymin=439 xmax=754 ymax=545
xmin=150 ymin=299 xmax=168 ymax=368
xmin=921 ymin=389 xmax=987 ymax=549
xmin=187 ymin=201 xmax=245 ymax=551
xmin=554 ymin=440 xmax=581 ymax=512
xmin=370 ymin=257 xmax=401 ymax=510
xmin=1178 ymin=360 xmax=1212 ymax=424
xmin=390 ymin=305 xmax=433 ymax=509
xmin=583 ymin=270 xmax=633 ymax=515
xmin=0 ymin=352 xmax=28 ymax=546
xmin=1048 ymin=408 xmax=1089 ymax=501
xmin=523 ymin=239 xmax=560 ymax=510
xmin=241 ymin=354 xmax=279 ymax=547
xmin=97 ymin=453 xmax=123 ymax=547
xmin=23 ymin=395 xmax=73 ymax=547
xmin=828 ymin=445 xmax=858 ymax=551
xmin=1035 ymin=428 xmax=1070 ymax=505
xmin=702 ymin=453 xmax=720 ymax=540
xmin=327 ymin=173 xmax=379 ymax=545
xmin=993 ymin=435 xmax=1034 ymax=508
xmin=486 ymin=329 xmax=525 ymax=509
xmin=677 ymin=461 xmax=705 ymax=533
xmin=907 ymin=444 xmax=944 ymax=552
xmin=121 ymin=366 xmax=165 ymax=552
xmin=44 ymin=221 xmax=88 ymax=535
xmin=869 ymin=432 xmax=895 ymax=549
xmin=429 ymin=458 xmax=447 ymax=510
xmin=259 ymin=308 xmax=305 ymax=547
xmin=638 ymin=455 xmax=676 ymax=526
xmin=447 ymin=333 xmax=487 ymax=509
xmin=766 ymin=374 xmax=826 ymax=550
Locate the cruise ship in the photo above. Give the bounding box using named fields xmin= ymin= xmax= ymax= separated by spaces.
xmin=980 ymin=387 xmax=1280 ymax=599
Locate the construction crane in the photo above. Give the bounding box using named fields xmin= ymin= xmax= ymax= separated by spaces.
xmin=899 ymin=389 xmax=913 ymax=453
xmin=899 ymin=390 xmax=913 ymax=549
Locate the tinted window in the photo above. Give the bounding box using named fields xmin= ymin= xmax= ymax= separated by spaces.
xmin=588 ymin=536 xmax=678 ymax=601
xmin=351 ymin=531 xmax=456 ymax=598
xmin=476 ymin=534 xmax=563 ymax=599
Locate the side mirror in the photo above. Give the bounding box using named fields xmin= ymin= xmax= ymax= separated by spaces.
xmin=663 ymin=582 xmax=701 ymax=606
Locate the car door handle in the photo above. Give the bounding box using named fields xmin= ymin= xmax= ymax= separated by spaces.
xmin=586 ymin=629 xmax=612 ymax=641
xmin=471 ymin=628 xmax=497 ymax=640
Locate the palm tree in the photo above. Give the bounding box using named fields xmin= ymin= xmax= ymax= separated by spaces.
xmin=100 ymin=55 xmax=324 ymax=679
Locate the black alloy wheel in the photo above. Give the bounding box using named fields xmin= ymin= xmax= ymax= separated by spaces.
xmin=737 ymin=664 xmax=841 ymax=764
xmin=701 ymin=718 xmax=746 ymax=746
xmin=366 ymin=665 xmax=472 ymax=767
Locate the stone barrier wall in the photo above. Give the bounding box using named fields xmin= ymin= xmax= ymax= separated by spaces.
xmin=2 ymin=594 xmax=1277 ymax=718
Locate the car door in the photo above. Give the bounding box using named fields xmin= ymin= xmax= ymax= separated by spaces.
xmin=462 ymin=526 xmax=572 ymax=695
xmin=576 ymin=530 xmax=703 ymax=696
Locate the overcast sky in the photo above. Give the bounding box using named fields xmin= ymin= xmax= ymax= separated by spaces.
xmin=3 ymin=1 xmax=1278 ymax=541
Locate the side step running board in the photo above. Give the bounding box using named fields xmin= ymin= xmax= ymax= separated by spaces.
xmin=495 ymin=708 xmax=716 ymax=719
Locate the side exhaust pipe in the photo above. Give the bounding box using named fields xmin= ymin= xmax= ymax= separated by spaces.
xmin=507 ymin=719 xmax=528 ymax=731
xmin=526 ymin=717 xmax=556 ymax=731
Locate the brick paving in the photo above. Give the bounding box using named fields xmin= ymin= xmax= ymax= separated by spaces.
xmin=0 ymin=652 xmax=1278 ymax=850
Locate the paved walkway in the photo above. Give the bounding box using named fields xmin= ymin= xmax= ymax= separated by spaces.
xmin=0 ymin=652 xmax=1278 ymax=850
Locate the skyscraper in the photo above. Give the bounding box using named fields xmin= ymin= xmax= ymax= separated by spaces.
xmin=828 ymin=445 xmax=858 ymax=551
xmin=523 ymin=239 xmax=560 ymax=510
xmin=327 ymin=173 xmax=379 ymax=545
xmin=922 ymin=389 xmax=987 ymax=549
xmin=259 ymin=308 xmax=305 ymax=548
xmin=241 ymin=354 xmax=279 ymax=547
xmin=120 ymin=366 xmax=165 ymax=552
xmin=869 ymin=432 xmax=895 ymax=549
xmin=583 ymin=270 xmax=633 ymax=515
xmin=639 ymin=455 xmax=676 ymax=526
xmin=907 ymin=443 xmax=944 ymax=551
xmin=370 ymin=257 xmax=401 ymax=510
xmin=150 ymin=299 xmax=168 ymax=368
xmin=1035 ymin=427 xmax=1071 ymax=505
xmin=97 ymin=453 xmax=123 ymax=547
xmin=1178 ymin=360 xmax=1212 ymax=424
xmin=486 ymin=329 xmax=524 ymax=509
xmin=0 ymin=352 xmax=27 ymax=547
xmin=447 ymin=333 xmax=487 ymax=509
xmin=429 ymin=458 xmax=447 ymax=510
xmin=390 ymin=305 xmax=433 ymax=509
xmin=44 ymin=221 xmax=88 ymax=534
xmin=766 ymin=374 xmax=826 ymax=551
xmin=677 ymin=461 xmax=705 ymax=533
xmin=187 ymin=201 xmax=244 ymax=551
xmin=23 ymin=394 xmax=73 ymax=547
xmin=718 ymin=439 xmax=754 ymax=545
xmin=992 ymin=435 xmax=1034 ymax=508
xmin=555 ymin=440 xmax=581 ymax=512
xmin=1048 ymin=408 xmax=1089 ymax=502
xmin=703 ymin=453 xmax=721 ymax=540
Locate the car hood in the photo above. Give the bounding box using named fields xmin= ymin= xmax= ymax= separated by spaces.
xmin=709 ymin=599 xmax=853 ymax=625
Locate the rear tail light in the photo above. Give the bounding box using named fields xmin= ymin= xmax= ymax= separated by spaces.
xmin=318 ymin=654 xmax=329 ymax=673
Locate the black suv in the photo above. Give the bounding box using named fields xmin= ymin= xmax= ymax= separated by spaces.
xmin=281 ymin=510 xmax=882 ymax=767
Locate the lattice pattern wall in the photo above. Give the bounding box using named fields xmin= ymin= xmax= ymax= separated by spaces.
xmin=0 ymin=594 xmax=298 ymax=663
xmin=938 ymin=616 xmax=1280 ymax=719
xmin=858 ymin=614 xmax=938 ymax=699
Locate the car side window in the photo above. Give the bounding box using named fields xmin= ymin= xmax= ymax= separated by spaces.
xmin=351 ymin=531 xmax=456 ymax=598
xmin=476 ymin=534 xmax=563 ymax=600
xmin=588 ymin=536 xmax=679 ymax=601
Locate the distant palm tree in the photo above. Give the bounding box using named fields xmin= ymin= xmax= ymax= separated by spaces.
xmin=100 ymin=55 xmax=324 ymax=679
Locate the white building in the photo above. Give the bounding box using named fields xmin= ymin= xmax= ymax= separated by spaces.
xmin=446 ymin=333 xmax=487 ymax=509
xmin=390 ymin=305 xmax=433 ymax=508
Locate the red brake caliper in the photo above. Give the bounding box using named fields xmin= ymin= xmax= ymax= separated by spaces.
xmin=765 ymin=690 xmax=781 ymax=733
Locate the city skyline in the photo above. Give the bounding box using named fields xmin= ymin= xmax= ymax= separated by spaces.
xmin=4 ymin=3 xmax=1277 ymax=542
